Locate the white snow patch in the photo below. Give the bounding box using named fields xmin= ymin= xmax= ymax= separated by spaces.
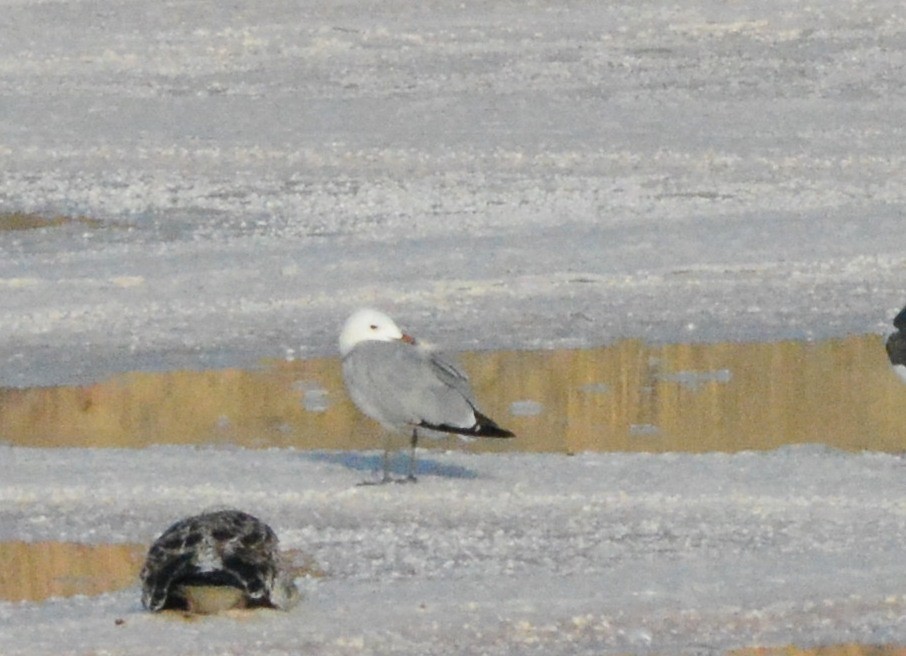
xmin=2 ymin=446 xmax=906 ymax=654
xmin=0 ymin=0 xmax=904 ymax=386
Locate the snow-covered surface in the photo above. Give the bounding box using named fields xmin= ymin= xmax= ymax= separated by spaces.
xmin=3 ymin=445 xmax=906 ymax=655
xmin=3 ymin=1 xmax=906 ymax=653
xmin=1 ymin=0 xmax=905 ymax=386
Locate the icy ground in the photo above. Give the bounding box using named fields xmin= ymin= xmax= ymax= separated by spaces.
xmin=1 ymin=0 xmax=905 ymax=386
xmin=3 ymin=446 xmax=906 ymax=655
xmin=2 ymin=0 xmax=906 ymax=653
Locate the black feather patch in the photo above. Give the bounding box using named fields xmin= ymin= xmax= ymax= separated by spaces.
xmin=887 ymin=330 xmax=906 ymax=367
xmin=894 ymin=305 xmax=906 ymax=332
xmin=140 ymin=509 xmax=288 ymax=612
xmin=419 ymin=411 xmax=515 ymax=438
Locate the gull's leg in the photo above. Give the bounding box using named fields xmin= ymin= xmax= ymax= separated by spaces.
xmin=382 ymin=447 xmax=392 ymax=484
xmin=405 ymin=428 xmax=419 ymax=482
xmin=357 ymin=432 xmax=394 ymax=486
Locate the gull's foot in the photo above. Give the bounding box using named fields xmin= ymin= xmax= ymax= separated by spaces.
xmin=356 ymin=474 xmax=418 ymax=486
xmin=356 ymin=476 xmax=391 ymax=487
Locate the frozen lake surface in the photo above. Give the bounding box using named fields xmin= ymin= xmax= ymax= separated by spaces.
xmin=1 ymin=0 xmax=904 ymax=386
xmin=3 ymin=446 xmax=906 ymax=655
xmin=1 ymin=0 xmax=906 ymax=653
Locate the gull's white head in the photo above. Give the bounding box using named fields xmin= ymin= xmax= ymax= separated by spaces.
xmin=339 ymin=308 xmax=412 ymax=356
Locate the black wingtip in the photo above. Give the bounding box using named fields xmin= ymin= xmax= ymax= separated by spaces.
xmin=418 ymin=411 xmax=516 ymax=439
xmin=478 ymin=427 xmax=516 ymax=438
xmin=472 ymin=411 xmax=516 ymax=438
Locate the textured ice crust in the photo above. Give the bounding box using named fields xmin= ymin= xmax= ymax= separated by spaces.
xmin=2 ymin=446 xmax=906 ymax=654
xmin=1 ymin=0 xmax=905 ymax=386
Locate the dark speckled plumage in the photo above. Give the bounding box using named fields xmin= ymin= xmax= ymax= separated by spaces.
xmin=140 ymin=509 xmax=297 ymax=612
xmin=886 ymin=305 xmax=906 ymax=383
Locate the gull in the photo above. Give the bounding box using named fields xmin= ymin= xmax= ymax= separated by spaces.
xmin=339 ymin=308 xmax=515 ymax=483
xmin=140 ymin=509 xmax=299 ymax=614
xmin=887 ymin=304 xmax=906 ymax=383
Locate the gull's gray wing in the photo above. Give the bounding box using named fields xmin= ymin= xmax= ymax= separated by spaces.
xmin=419 ymin=348 xmax=513 ymax=436
xmin=342 ymin=341 xmax=479 ymax=433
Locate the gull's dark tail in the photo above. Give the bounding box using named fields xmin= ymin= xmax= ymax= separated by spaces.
xmin=472 ymin=411 xmax=516 ymax=437
xmin=419 ymin=411 xmax=516 ymax=439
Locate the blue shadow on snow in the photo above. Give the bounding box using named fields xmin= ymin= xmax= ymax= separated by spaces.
xmin=301 ymin=451 xmax=479 ymax=480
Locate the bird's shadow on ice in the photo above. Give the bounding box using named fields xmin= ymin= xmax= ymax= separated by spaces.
xmin=301 ymin=451 xmax=479 ymax=480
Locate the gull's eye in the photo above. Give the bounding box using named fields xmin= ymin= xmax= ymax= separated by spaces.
xmin=369 ymin=324 xmax=378 ymax=330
